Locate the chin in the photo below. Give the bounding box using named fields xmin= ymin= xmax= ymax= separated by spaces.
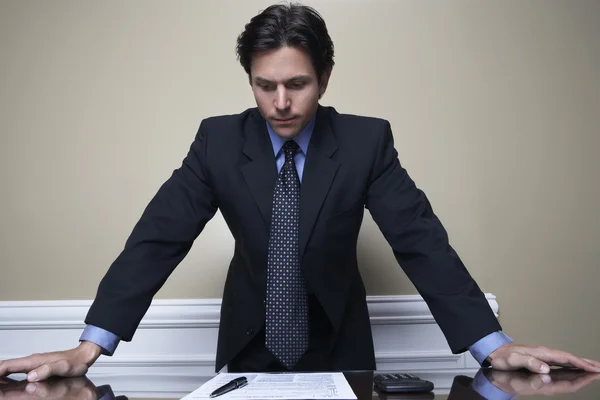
xmin=273 ymin=126 xmax=301 ymax=139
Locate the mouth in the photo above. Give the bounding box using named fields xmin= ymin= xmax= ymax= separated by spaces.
xmin=273 ymin=117 xmax=297 ymax=123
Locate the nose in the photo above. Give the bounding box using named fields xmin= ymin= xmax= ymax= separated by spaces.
xmin=274 ymin=86 xmax=290 ymax=111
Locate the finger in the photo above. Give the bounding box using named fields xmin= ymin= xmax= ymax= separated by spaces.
xmin=27 ymin=361 xmax=60 ymax=383
xmin=27 ymin=362 xmax=58 ymax=382
xmin=0 ymin=356 xmax=45 ymax=377
xmin=555 ymin=358 xmax=600 ymax=372
xmin=526 ymin=348 xmax=600 ymax=372
xmin=29 ymin=358 xmax=89 ymax=383
xmin=522 ymin=347 xmax=573 ymax=368
xmin=582 ymin=358 xmax=600 ymax=369
xmin=506 ymin=352 xmax=551 ymax=373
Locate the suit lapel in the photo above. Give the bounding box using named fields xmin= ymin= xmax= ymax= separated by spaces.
xmin=240 ymin=107 xmax=340 ymax=254
xmin=299 ymin=106 xmax=339 ymax=258
xmin=240 ymin=111 xmax=278 ymax=230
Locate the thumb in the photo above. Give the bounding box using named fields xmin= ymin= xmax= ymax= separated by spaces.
xmin=499 ymin=352 xmax=550 ymax=373
xmin=521 ymin=354 xmax=551 ymax=374
xmin=27 ymin=363 xmax=50 ymax=382
xmin=27 ymin=359 xmax=76 ymax=382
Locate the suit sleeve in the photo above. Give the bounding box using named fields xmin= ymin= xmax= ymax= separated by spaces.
xmin=84 ymin=120 xmax=218 ymax=341
xmin=365 ymin=120 xmax=501 ymax=354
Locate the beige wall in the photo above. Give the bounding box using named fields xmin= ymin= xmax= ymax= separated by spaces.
xmin=1 ymin=1 xmax=598 ymax=359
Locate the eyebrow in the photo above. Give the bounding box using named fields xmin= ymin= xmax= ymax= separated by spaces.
xmin=254 ymin=75 xmax=313 ymax=84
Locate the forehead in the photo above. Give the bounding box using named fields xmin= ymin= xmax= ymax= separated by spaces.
xmin=250 ymin=46 xmax=316 ymax=81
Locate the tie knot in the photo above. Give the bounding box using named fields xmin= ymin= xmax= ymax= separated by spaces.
xmin=282 ymin=140 xmax=299 ymax=161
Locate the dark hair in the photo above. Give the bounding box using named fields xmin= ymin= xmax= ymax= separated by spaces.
xmin=236 ymin=2 xmax=335 ymax=82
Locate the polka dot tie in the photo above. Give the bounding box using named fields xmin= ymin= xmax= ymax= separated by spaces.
xmin=265 ymin=140 xmax=308 ymax=369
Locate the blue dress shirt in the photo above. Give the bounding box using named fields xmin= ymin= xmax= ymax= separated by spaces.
xmin=81 ymin=116 xmax=513 ymax=386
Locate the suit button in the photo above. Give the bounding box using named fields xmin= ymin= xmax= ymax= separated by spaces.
xmin=246 ymin=328 xmax=254 ymax=335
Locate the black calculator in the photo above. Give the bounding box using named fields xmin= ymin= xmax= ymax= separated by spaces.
xmin=373 ymin=372 xmax=434 ymax=393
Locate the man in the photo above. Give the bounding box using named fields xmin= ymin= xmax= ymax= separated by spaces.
xmin=1 ymin=3 xmax=599 ymax=382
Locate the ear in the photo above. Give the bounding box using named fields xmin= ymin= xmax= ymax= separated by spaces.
xmin=318 ymin=68 xmax=332 ymax=99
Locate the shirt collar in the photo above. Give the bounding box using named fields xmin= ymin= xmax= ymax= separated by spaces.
xmin=266 ymin=115 xmax=315 ymax=157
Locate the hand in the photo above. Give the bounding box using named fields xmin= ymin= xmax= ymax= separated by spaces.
xmin=0 ymin=342 xmax=102 ymax=382
xmin=487 ymin=343 xmax=600 ymax=373
xmin=484 ymin=368 xmax=600 ymax=396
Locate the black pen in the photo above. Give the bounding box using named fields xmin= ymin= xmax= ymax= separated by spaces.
xmin=210 ymin=376 xmax=248 ymax=398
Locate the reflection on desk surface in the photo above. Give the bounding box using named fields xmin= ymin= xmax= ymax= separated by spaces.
xmin=1 ymin=369 xmax=599 ymax=400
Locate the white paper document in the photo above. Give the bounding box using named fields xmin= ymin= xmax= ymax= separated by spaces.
xmin=181 ymin=372 xmax=357 ymax=399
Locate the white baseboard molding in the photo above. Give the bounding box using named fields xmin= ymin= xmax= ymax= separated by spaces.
xmin=0 ymin=294 xmax=498 ymax=392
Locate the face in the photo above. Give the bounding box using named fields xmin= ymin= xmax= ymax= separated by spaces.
xmin=250 ymin=46 xmax=331 ymax=139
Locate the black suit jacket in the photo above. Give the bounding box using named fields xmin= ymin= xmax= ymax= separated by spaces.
xmin=85 ymin=105 xmax=502 ymax=372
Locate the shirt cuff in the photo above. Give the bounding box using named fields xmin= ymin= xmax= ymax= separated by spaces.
xmin=469 ymin=331 xmax=514 ymax=367
xmin=79 ymin=325 xmax=120 ymax=356
xmin=471 ymin=369 xmax=518 ymax=400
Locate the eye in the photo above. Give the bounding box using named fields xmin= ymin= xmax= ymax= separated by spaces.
xmin=257 ymin=83 xmax=274 ymax=91
xmin=288 ymin=81 xmax=306 ymax=89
